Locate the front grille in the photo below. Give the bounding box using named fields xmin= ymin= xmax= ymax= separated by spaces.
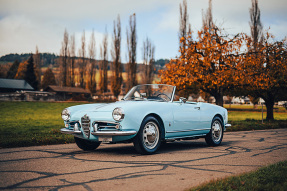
xmin=67 ymin=121 xmax=77 ymax=130
xmin=93 ymin=121 xmax=120 ymax=131
xmin=81 ymin=115 xmax=90 ymax=137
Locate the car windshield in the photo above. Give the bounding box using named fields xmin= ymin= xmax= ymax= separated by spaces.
xmin=123 ymin=84 xmax=175 ymax=102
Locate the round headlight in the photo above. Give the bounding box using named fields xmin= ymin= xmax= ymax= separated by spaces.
xmin=112 ymin=107 xmax=125 ymax=121
xmin=61 ymin=108 xmax=70 ymax=121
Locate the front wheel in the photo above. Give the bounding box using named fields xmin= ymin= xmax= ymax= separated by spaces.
xmin=205 ymin=117 xmax=224 ymax=146
xmin=74 ymin=136 xmax=101 ymax=151
xmin=133 ymin=116 xmax=162 ymax=154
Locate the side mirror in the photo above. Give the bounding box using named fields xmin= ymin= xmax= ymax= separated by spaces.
xmin=179 ymin=97 xmax=187 ymax=103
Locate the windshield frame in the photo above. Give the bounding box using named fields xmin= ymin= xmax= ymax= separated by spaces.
xmin=123 ymin=84 xmax=176 ymax=102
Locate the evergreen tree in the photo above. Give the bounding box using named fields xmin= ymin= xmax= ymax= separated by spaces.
xmin=6 ymin=60 xmax=20 ymax=79
xmin=25 ymin=55 xmax=38 ymax=90
xmin=33 ymin=46 xmax=41 ymax=89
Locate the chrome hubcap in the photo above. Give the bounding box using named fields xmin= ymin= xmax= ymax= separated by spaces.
xmin=143 ymin=122 xmax=159 ymax=150
xmin=212 ymin=120 xmax=222 ymax=143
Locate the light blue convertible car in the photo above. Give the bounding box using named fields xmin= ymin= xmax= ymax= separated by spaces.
xmin=61 ymin=84 xmax=230 ymax=154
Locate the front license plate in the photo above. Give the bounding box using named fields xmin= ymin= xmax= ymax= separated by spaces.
xmin=99 ymin=137 xmax=112 ymax=143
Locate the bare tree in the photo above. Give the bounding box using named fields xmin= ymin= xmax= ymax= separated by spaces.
xmin=69 ymin=34 xmax=76 ymax=87
xmin=78 ymin=30 xmax=86 ymax=88
xmin=111 ymin=15 xmax=122 ymax=98
xmin=126 ymin=13 xmax=137 ymax=90
xmin=33 ymin=46 xmax=41 ymax=89
xmin=177 ymin=0 xmax=197 ymax=96
xmin=60 ymin=29 xmax=69 ymax=86
xmin=100 ymin=31 xmax=108 ymax=93
xmin=202 ymin=0 xmax=215 ymax=32
xmin=249 ymin=0 xmax=263 ymax=50
xmin=88 ymin=30 xmax=97 ymax=93
xmin=179 ymin=0 xmax=191 ymax=54
xmin=142 ymin=37 xmax=155 ymax=84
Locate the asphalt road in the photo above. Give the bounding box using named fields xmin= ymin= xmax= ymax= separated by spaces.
xmin=1 ymin=129 xmax=287 ymax=191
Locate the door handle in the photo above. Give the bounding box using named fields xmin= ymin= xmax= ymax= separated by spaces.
xmin=194 ymin=107 xmax=200 ymax=110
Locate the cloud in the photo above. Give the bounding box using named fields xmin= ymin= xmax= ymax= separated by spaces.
xmin=0 ymin=0 xmax=286 ymax=59
xmin=0 ymin=0 xmax=166 ymax=22
xmin=0 ymin=14 xmax=63 ymax=55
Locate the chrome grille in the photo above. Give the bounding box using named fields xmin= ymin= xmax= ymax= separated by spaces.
xmin=69 ymin=123 xmax=74 ymax=130
xmin=92 ymin=121 xmax=120 ymax=131
xmin=81 ymin=115 xmax=90 ymax=137
xmin=67 ymin=121 xmax=77 ymax=130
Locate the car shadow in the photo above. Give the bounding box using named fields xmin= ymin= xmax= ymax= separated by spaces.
xmin=91 ymin=144 xmax=137 ymax=155
xmin=158 ymin=140 xmax=218 ymax=154
xmin=76 ymin=140 xmax=237 ymax=155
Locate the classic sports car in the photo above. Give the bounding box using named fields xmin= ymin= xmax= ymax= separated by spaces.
xmin=61 ymin=84 xmax=231 ymax=154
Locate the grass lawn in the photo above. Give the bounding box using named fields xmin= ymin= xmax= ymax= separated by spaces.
xmin=0 ymin=101 xmax=80 ymax=148
xmin=228 ymin=111 xmax=287 ymax=121
xmin=189 ymin=161 xmax=287 ymax=191
xmin=0 ymin=101 xmax=286 ymax=148
xmin=225 ymin=105 xmax=287 ymax=132
xmin=224 ymin=104 xmax=287 ymax=112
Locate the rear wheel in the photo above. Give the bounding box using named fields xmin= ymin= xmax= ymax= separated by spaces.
xmin=74 ymin=136 xmax=101 ymax=151
xmin=133 ymin=116 xmax=162 ymax=154
xmin=205 ymin=116 xmax=223 ymax=146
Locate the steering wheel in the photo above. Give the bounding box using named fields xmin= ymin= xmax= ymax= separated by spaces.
xmin=156 ymin=93 xmax=171 ymax=101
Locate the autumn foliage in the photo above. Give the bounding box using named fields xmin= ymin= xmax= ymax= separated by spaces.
xmin=160 ymin=0 xmax=287 ymax=120
xmin=160 ymin=26 xmax=287 ymax=120
xmin=239 ymin=33 xmax=287 ymax=119
xmin=160 ymin=27 xmax=244 ymax=106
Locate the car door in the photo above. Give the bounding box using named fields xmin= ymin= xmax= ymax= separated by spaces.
xmin=166 ymin=101 xmax=202 ymax=138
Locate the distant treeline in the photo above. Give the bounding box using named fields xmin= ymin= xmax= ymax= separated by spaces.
xmin=0 ymin=53 xmax=169 ymax=71
xmin=0 ymin=53 xmax=58 ymax=67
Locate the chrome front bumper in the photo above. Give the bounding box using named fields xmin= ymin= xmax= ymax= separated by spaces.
xmin=60 ymin=128 xmax=137 ymax=136
xmin=61 ymin=128 xmax=81 ymax=134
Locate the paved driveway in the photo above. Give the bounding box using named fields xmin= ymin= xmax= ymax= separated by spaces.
xmin=1 ymin=129 xmax=287 ymax=191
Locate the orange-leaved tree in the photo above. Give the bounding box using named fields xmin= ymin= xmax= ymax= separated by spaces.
xmin=160 ymin=27 xmax=244 ymax=106
xmin=15 ymin=61 xmax=28 ymax=80
xmin=240 ymin=33 xmax=287 ymax=120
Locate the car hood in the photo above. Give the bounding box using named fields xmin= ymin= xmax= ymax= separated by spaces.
xmin=67 ymin=103 xmax=108 ymax=113
xmin=67 ymin=100 xmax=164 ymax=121
xmin=68 ymin=100 xmax=167 ymax=113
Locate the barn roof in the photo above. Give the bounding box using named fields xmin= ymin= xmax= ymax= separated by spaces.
xmin=45 ymin=85 xmax=91 ymax=94
xmin=0 ymin=78 xmax=34 ymax=91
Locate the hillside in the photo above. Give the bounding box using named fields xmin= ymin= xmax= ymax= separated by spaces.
xmin=0 ymin=53 xmax=169 ymax=71
xmin=0 ymin=53 xmax=58 ymax=67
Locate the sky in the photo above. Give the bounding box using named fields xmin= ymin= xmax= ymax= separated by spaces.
xmin=0 ymin=0 xmax=286 ymax=62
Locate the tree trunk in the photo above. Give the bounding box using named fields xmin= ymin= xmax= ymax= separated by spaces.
xmin=265 ymin=100 xmax=274 ymax=120
xmin=262 ymin=92 xmax=275 ymax=121
xmin=213 ymin=88 xmax=224 ymax=107
xmin=215 ymin=94 xmax=224 ymax=107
